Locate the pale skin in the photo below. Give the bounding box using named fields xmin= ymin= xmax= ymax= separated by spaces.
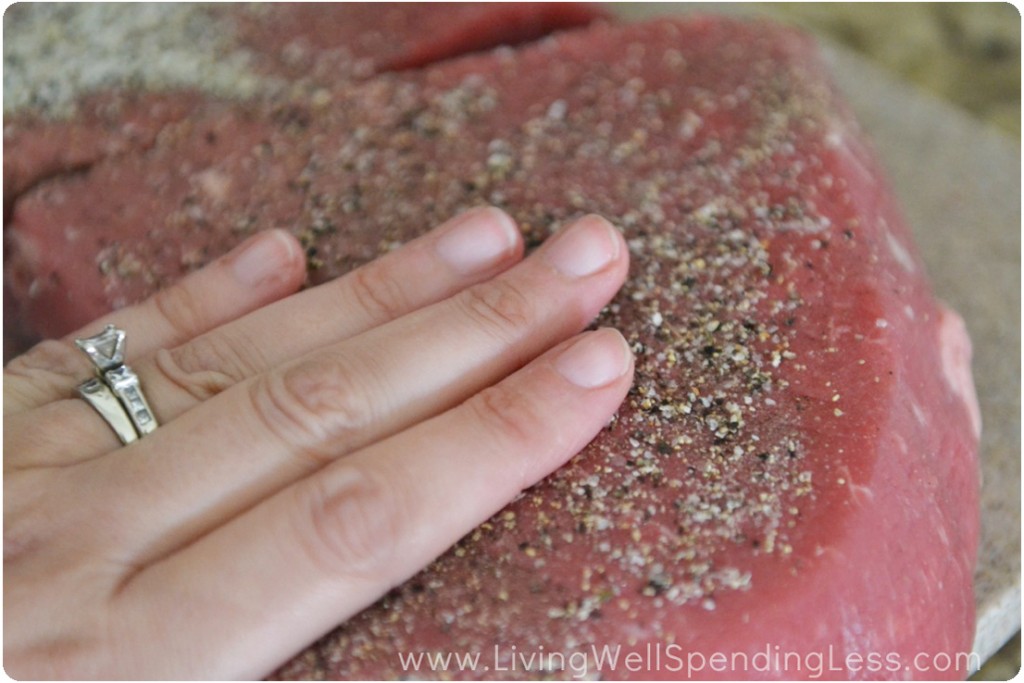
xmin=3 ymin=207 xmax=634 ymax=679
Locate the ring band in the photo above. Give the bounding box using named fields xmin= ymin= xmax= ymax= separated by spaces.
xmin=74 ymin=324 xmax=159 ymax=442
xmin=76 ymin=377 xmax=139 ymax=445
xmin=101 ymin=364 xmax=158 ymax=436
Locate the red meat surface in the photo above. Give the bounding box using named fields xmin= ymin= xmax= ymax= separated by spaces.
xmin=4 ymin=16 xmax=980 ymax=680
xmin=230 ymin=3 xmax=610 ymax=78
xmin=2 ymin=3 xmax=604 ymax=205
xmin=2 ymin=91 xmax=207 ymax=221
xmin=3 ymin=2 xmax=604 ymax=354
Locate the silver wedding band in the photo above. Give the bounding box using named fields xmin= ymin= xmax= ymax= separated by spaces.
xmin=77 ymin=377 xmax=139 ymax=445
xmin=74 ymin=324 xmax=159 ymax=444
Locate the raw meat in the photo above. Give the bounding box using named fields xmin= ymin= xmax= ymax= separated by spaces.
xmin=4 ymin=15 xmax=980 ymax=680
xmin=229 ymin=3 xmax=610 ymax=78
xmin=2 ymin=91 xmax=206 ymax=222
xmin=2 ymin=3 xmax=604 ymax=216
xmin=3 ymin=2 xmax=605 ymax=353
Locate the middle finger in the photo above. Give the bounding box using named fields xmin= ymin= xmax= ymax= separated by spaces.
xmin=97 ymin=215 xmax=628 ymax=566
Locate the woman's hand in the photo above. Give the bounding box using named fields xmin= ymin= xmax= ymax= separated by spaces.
xmin=3 ymin=207 xmax=633 ymax=679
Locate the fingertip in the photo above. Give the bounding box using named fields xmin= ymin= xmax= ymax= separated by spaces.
xmin=586 ymin=214 xmax=631 ymax=276
xmin=542 ymin=213 xmax=629 ymax=280
xmin=228 ymin=229 xmax=306 ymax=291
xmin=553 ymin=327 xmax=633 ymax=389
xmin=274 ymin=229 xmax=309 ymax=290
xmin=478 ymin=205 xmax=524 ymax=257
xmin=434 ymin=205 xmax=524 ymax=275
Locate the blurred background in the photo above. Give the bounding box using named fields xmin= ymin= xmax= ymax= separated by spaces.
xmin=767 ymin=3 xmax=1019 ymax=139
xmin=615 ymin=3 xmax=1020 ymax=139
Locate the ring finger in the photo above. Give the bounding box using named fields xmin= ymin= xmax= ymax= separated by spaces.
xmin=3 ymin=228 xmax=306 ymax=416
xmin=3 ymin=229 xmax=306 ymax=468
xmin=8 ymin=207 xmax=522 ymax=467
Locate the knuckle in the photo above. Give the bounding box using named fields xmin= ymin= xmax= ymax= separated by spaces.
xmin=291 ymin=465 xmax=403 ymax=581
xmin=6 ymin=339 xmax=82 ymax=377
xmin=151 ymin=281 xmax=206 ymax=340
xmin=5 ymin=641 xmax=95 ymax=680
xmin=4 ymin=472 xmax=67 ymax=564
xmin=458 ymin=279 xmax=534 ymax=343
xmin=4 ymin=511 xmax=44 ymax=565
xmin=153 ymin=334 xmax=253 ymax=402
xmin=5 ymin=339 xmax=85 ymax=381
xmin=469 ymin=382 xmax=541 ymax=451
xmin=250 ymin=353 xmax=373 ymax=452
xmin=347 ymin=262 xmax=409 ymax=323
xmin=4 ymin=339 xmax=88 ymax=407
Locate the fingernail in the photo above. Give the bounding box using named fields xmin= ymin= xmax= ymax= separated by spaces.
xmin=230 ymin=230 xmax=299 ymax=287
xmin=543 ymin=215 xmax=620 ymax=277
xmin=555 ymin=329 xmax=632 ymax=388
xmin=435 ymin=207 xmax=519 ymax=275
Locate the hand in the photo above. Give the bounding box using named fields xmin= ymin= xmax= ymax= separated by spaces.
xmin=3 ymin=207 xmax=633 ymax=678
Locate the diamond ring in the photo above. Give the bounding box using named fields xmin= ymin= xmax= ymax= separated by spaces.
xmin=75 ymin=324 xmax=159 ymax=442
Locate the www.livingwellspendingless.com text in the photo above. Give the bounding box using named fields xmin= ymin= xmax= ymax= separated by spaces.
xmin=397 ymin=642 xmax=981 ymax=679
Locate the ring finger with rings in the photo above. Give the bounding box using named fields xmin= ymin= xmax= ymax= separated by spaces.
xmin=75 ymin=325 xmax=159 ymax=441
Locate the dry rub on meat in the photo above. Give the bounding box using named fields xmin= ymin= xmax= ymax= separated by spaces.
xmin=4 ymin=14 xmax=981 ymax=680
xmin=3 ymin=2 xmax=604 ymax=352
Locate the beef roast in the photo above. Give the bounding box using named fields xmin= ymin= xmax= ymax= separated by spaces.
xmin=2 ymin=3 xmax=605 ymax=208
xmin=229 ymin=3 xmax=609 ymax=78
xmin=2 ymin=2 xmax=604 ymax=353
xmin=4 ymin=15 xmax=981 ymax=680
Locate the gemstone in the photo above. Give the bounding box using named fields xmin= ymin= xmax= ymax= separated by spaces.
xmin=74 ymin=324 xmax=126 ymax=371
